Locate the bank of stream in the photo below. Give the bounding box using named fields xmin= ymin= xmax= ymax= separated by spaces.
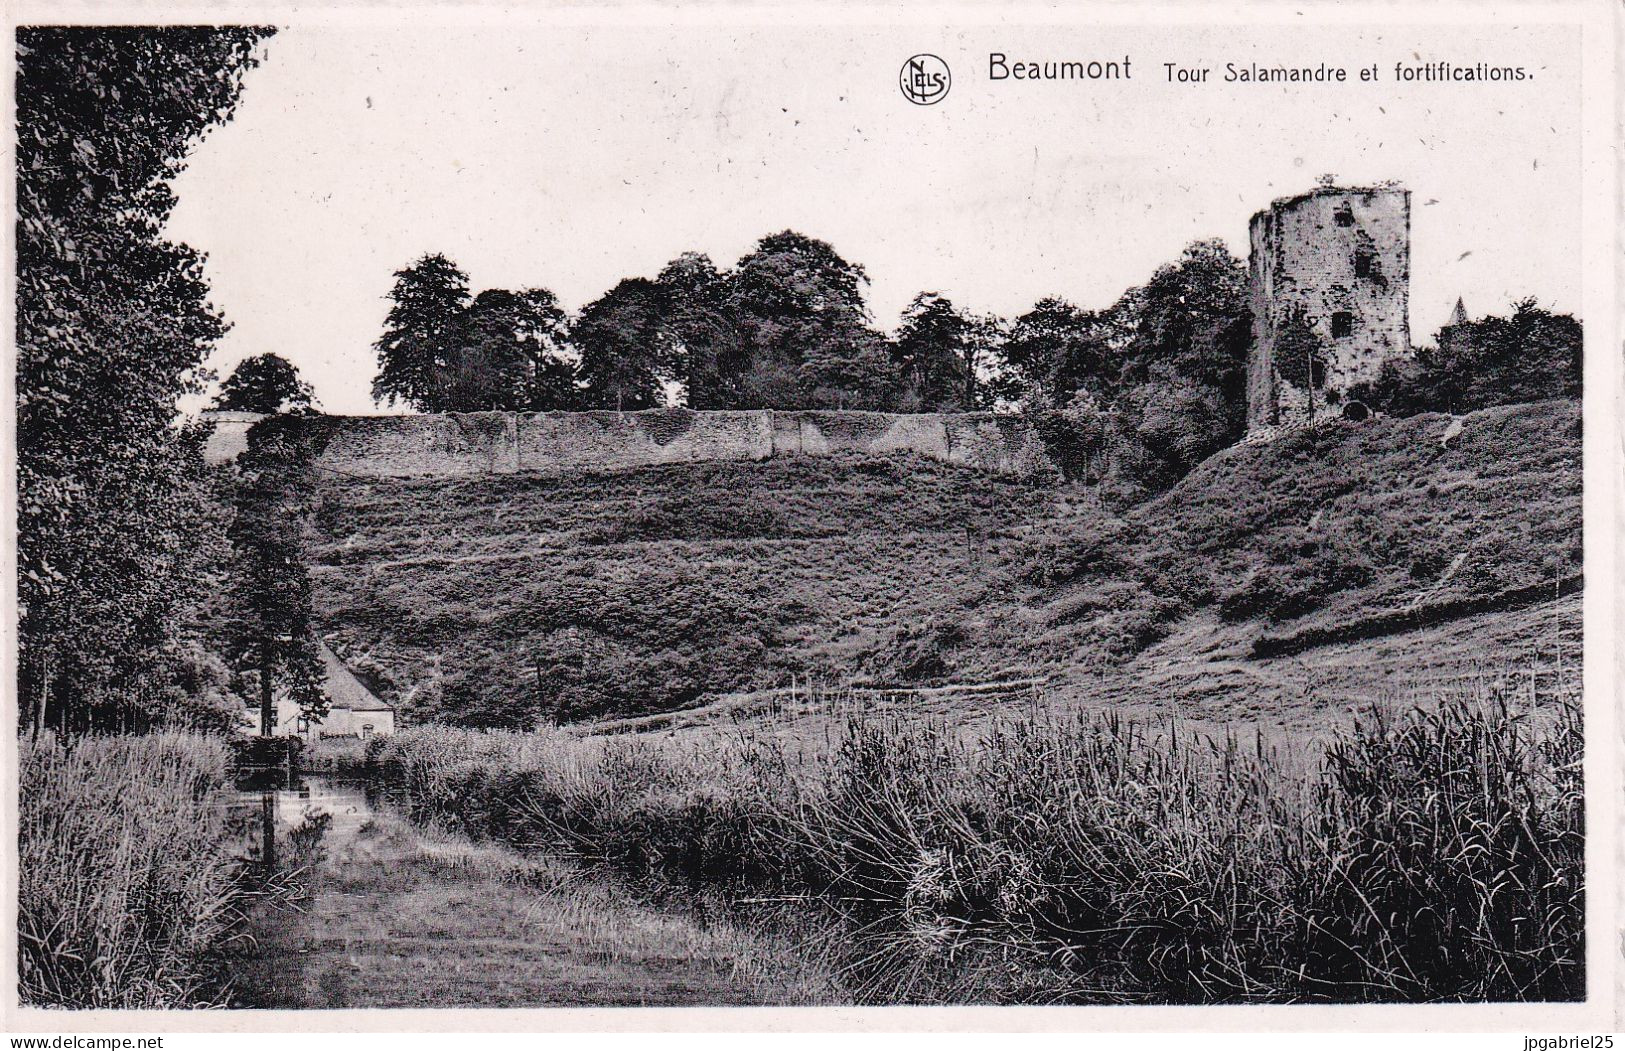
xmin=218 ymin=774 xmax=842 ymax=1008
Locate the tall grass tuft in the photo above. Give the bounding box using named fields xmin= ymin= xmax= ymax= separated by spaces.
xmin=370 ymin=680 xmax=1584 ymax=1004
xmin=1306 ymin=692 xmax=1583 ymax=1000
xmin=18 ymin=733 xmax=241 ymax=1008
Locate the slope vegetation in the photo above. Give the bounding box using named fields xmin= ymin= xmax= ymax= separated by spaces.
xmin=311 ymin=399 xmax=1580 ymax=729
xmin=312 ymin=454 xmax=1049 ymax=723
xmin=975 ymin=398 xmax=1580 ymax=672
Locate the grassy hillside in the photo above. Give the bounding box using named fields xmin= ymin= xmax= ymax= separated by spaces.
xmin=312 ymin=454 xmax=1050 ymax=723
xmin=311 ymin=399 xmax=1580 ymax=728
xmin=958 ymin=399 xmax=1580 ymax=676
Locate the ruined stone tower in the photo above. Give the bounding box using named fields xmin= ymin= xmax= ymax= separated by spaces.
xmin=1246 ymin=184 xmax=1412 ymax=431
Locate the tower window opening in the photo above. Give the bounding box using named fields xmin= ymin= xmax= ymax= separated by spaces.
xmin=1310 ymin=358 xmax=1327 ymax=388
xmin=1331 ymin=312 xmax=1355 ymax=338
xmin=1354 ymin=250 xmax=1374 ymax=278
xmin=1334 ymin=203 xmax=1355 ymax=227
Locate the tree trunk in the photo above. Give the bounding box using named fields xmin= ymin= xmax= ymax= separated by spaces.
xmin=32 ymin=656 xmax=49 ymax=743
xmin=260 ymin=790 xmax=278 ymax=870
xmin=260 ymin=656 xmax=274 ymax=737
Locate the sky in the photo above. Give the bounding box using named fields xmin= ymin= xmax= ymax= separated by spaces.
xmin=167 ymin=18 xmax=1582 ymax=415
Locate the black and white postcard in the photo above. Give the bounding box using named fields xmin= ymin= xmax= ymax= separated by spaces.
xmin=5 ymin=0 xmax=1619 ymax=1041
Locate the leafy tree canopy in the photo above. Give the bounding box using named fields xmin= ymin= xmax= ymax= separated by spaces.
xmin=725 ymin=231 xmax=895 ymax=409
xmin=575 ymin=278 xmax=672 ymax=411
xmin=1117 ymin=238 xmax=1251 ymax=395
xmin=999 ymin=297 xmax=1121 ymax=406
xmin=372 ymin=254 xmax=576 ymax=412
xmin=17 ymin=26 xmax=274 ymax=734
xmin=371 ymin=252 xmax=471 ymax=410
xmin=656 ymin=252 xmax=736 ymax=409
xmin=1352 ymin=299 xmax=1582 ymax=417
xmin=213 ymin=352 xmax=315 ymax=413
xmin=894 ymin=292 xmax=974 ymax=411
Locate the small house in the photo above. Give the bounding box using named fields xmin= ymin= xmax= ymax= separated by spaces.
xmin=239 ymin=641 xmax=395 ymax=744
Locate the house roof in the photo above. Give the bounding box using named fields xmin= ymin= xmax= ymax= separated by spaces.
xmin=310 ymin=641 xmax=394 ymax=712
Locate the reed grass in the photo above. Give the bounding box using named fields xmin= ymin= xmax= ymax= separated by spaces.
xmin=370 ymin=676 xmax=1584 ymax=1004
xmin=18 ymin=733 xmax=241 ymax=1008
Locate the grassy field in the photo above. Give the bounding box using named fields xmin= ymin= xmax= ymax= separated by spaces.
xmin=369 ymin=673 xmax=1583 ymax=1004
xmin=18 ymin=734 xmax=243 ymax=1008
xmin=311 ymin=399 xmax=1580 ymax=732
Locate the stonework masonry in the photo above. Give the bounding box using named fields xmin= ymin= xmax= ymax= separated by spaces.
xmin=1247 ymin=185 xmax=1412 ymax=431
xmin=200 ymin=409 xmax=1034 ymax=479
xmin=204 ymin=185 xmax=1415 ymax=470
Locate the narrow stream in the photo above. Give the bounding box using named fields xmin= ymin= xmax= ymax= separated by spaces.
xmin=217 ymin=770 xmax=828 ymax=1007
xmin=229 ymin=772 xmax=377 ymax=870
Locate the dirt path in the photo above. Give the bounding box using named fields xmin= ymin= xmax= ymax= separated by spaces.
xmin=225 ymin=800 xmax=838 ymax=1008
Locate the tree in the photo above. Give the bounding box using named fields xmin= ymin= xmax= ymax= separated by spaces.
xmin=446 ymin=288 xmax=575 ymax=411
xmin=507 ymin=289 xmax=579 ymax=410
xmin=1350 ymin=300 xmax=1582 ymax=418
xmin=372 ymin=256 xmax=580 ymax=412
xmin=1025 ymin=388 xmax=1110 ymax=483
xmin=726 ymin=231 xmax=897 ymax=409
xmin=997 ymin=241 xmax=1252 ymax=497
xmin=371 ymin=253 xmax=471 ymax=410
xmin=998 ymin=297 xmax=1121 ymax=406
xmin=958 ymin=311 xmax=1006 ymax=410
xmin=637 ymin=234 xmax=905 ymax=409
xmin=1114 ymin=379 xmax=1235 ymax=490
xmin=221 ymin=413 xmax=327 ymax=735
xmin=655 ymin=252 xmax=736 ymax=408
xmin=1104 ymin=240 xmax=1254 ymax=481
xmin=893 ymin=292 xmax=973 ymax=410
xmin=1117 ymin=239 xmax=1252 ymax=415
xmin=1428 ymin=299 xmax=1582 ymax=413
xmin=213 ymin=353 xmax=314 ymax=413
xmin=800 ymin=328 xmax=899 ymax=410
xmin=17 ymin=26 xmax=274 ymax=735
xmin=574 ymin=278 xmax=671 ymax=411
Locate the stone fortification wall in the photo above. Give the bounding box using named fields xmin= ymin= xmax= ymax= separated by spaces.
xmin=201 ymin=409 xmax=1032 ymax=478
xmin=199 ymin=411 xmax=261 ymax=463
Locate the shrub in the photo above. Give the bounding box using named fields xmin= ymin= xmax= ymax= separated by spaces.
xmin=146 ymin=642 xmax=243 ymax=732
xmin=1350 ymin=301 xmax=1582 ymax=418
xmin=865 ymin=617 xmax=966 ymax=684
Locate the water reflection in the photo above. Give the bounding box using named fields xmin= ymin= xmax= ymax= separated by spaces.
xmin=230 ymin=772 xmax=375 ymax=868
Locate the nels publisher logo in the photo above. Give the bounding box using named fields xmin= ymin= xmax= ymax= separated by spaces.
xmin=900 ymin=54 xmax=951 ymax=105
